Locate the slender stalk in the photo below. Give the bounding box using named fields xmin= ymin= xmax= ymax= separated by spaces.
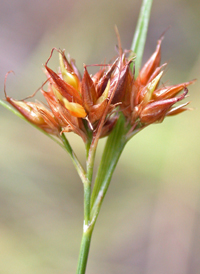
xmin=83 ymin=132 xmax=98 ymax=225
xmin=77 ymin=118 xmax=128 ymax=273
xmin=76 ymin=226 xmax=93 ymax=274
xmin=83 ymin=179 xmax=91 ymax=225
xmin=60 ymin=133 xmax=87 ymax=183
xmin=86 ymin=135 xmax=97 ymax=185
xmin=77 ymin=137 xmax=97 ymax=273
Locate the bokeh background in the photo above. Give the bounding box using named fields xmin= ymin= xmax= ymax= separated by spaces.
xmin=0 ymin=0 xmax=200 ymax=273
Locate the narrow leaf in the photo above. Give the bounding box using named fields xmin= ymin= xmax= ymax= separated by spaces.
xmin=90 ymin=113 xmax=127 ymax=210
xmin=130 ymin=0 xmax=153 ymax=77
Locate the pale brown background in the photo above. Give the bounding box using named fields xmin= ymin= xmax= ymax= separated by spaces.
xmin=0 ymin=0 xmax=200 ymax=273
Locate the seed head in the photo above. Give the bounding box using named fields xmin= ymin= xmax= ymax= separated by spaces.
xmin=5 ymin=37 xmax=194 ymax=142
xmin=118 ymin=38 xmax=195 ymax=131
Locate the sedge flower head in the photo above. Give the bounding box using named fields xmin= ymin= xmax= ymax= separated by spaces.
xmin=119 ymin=37 xmax=195 ymax=131
xmin=5 ymin=37 xmax=194 ymax=142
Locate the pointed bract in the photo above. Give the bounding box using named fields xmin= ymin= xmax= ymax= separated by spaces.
xmin=138 ymin=38 xmax=162 ymax=86
xmin=81 ymin=66 xmax=97 ymax=112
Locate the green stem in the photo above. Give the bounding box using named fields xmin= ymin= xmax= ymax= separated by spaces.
xmin=76 ymin=224 xmax=93 ymax=274
xmin=83 ymin=179 xmax=91 ymax=225
xmin=60 ymin=133 xmax=86 ymax=183
xmin=83 ymin=132 xmax=98 ymax=224
xmin=77 ymin=128 xmax=101 ymax=272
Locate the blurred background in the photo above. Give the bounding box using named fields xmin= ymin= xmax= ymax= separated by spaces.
xmin=0 ymin=0 xmax=200 ymax=273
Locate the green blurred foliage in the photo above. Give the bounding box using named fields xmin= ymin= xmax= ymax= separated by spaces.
xmin=0 ymin=0 xmax=200 ymax=273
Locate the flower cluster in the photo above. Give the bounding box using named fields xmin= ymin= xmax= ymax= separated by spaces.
xmin=5 ymin=39 xmax=194 ymax=142
xmin=120 ymin=38 xmax=194 ymax=128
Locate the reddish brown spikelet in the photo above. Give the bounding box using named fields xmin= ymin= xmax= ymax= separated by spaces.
xmin=166 ymin=101 xmax=191 ymax=116
xmin=152 ymin=80 xmax=195 ymax=100
xmin=111 ymin=59 xmax=134 ymax=104
xmin=6 ymin=96 xmax=60 ymax=135
xmin=96 ymin=58 xmax=118 ymax=98
xmin=41 ymin=89 xmax=69 ymax=128
xmin=88 ymin=100 xmax=108 ymax=124
xmin=81 ymin=66 xmax=97 ymax=112
xmin=45 ymin=65 xmax=82 ymax=104
xmin=139 ymin=88 xmax=188 ymax=124
xmin=138 ymin=38 xmax=162 ymax=86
